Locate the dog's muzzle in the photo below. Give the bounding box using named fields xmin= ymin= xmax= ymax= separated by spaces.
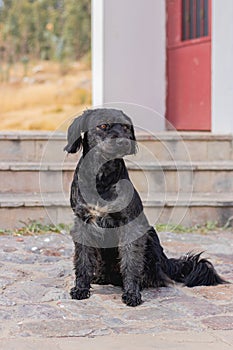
xmin=115 ymin=138 xmax=131 ymax=149
xmin=96 ymin=135 xmax=134 ymax=158
xmin=109 ymin=137 xmax=132 ymax=156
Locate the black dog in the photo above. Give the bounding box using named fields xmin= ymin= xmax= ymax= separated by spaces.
xmin=64 ymin=108 xmax=226 ymax=307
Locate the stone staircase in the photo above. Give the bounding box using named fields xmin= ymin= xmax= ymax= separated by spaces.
xmin=0 ymin=131 xmax=233 ymax=229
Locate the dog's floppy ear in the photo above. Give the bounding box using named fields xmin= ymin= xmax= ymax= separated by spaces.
xmin=120 ymin=110 xmax=138 ymax=155
xmin=130 ymin=124 xmax=138 ymax=154
xmin=64 ymin=118 xmax=83 ymax=153
xmin=64 ymin=110 xmax=91 ymax=153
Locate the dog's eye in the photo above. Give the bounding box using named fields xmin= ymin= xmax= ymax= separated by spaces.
xmin=123 ymin=125 xmax=130 ymax=131
xmin=98 ymin=124 xmax=109 ymax=130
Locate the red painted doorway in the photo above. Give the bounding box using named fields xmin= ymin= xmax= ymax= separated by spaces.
xmin=166 ymin=0 xmax=211 ymax=130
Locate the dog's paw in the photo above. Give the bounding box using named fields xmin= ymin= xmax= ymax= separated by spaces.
xmin=122 ymin=291 xmax=142 ymax=307
xmin=70 ymin=287 xmax=90 ymax=300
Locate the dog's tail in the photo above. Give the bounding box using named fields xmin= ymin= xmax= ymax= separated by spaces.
xmin=165 ymin=252 xmax=227 ymax=287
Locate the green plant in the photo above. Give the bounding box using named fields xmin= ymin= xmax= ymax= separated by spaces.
xmin=0 ymin=220 xmax=71 ymax=236
xmin=156 ymin=221 xmax=232 ymax=234
xmin=1 ymin=219 xmax=232 ymax=237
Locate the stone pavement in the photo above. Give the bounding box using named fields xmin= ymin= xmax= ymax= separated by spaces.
xmin=0 ymin=230 xmax=233 ymax=349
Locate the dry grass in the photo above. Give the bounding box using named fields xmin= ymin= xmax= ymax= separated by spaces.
xmin=0 ymin=60 xmax=92 ymax=131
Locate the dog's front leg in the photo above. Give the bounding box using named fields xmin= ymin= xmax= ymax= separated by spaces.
xmin=70 ymin=242 xmax=96 ymax=300
xmin=119 ymin=239 xmax=145 ymax=307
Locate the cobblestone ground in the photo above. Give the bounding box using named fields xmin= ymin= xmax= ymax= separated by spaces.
xmin=0 ymin=231 xmax=233 ymax=348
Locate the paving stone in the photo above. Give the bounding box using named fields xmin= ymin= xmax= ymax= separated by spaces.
xmin=221 ymin=304 xmax=233 ymax=314
xmin=112 ymin=326 xmax=163 ymax=335
xmin=0 ymin=231 xmax=232 ymax=340
xmin=202 ymin=316 xmax=233 ymax=330
xmin=0 ymin=309 xmax=13 ymax=320
xmin=168 ymin=296 xmax=222 ymax=317
xmin=15 ymin=304 xmax=66 ymax=320
xmin=0 ymin=251 xmax=38 ymax=265
xmin=191 ymin=284 xmax=233 ymax=302
xmin=41 ymin=290 xmax=70 ymax=302
xmin=59 ymin=300 xmax=109 ymax=320
xmin=0 ymin=295 xmax=16 ymax=306
xmin=122 ymin=305 xmax=185 ymax=322
xmin=103 ymin=317 xmax=126 ymax=327
xmin=15 ymin=319 xmax=111 ymax=338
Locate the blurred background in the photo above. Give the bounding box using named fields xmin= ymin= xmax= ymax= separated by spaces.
xmin=0 ymin=0 xmax=92 ymax=131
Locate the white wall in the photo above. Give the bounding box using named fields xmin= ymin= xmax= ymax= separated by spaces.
xmin=92 ymin=0 xmax=166 ymax=132
xmin=92 ymin=0 xmax=104 ymax=107
xmin=212 ymin=0 xmax=233 ymax=133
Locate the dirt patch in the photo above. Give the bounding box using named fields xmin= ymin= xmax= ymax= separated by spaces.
xmin=0 ymin=61 xmax=91 ymax=131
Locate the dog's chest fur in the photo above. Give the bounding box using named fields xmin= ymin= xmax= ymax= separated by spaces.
xmin=71 ymin=158 xmax=132 ymax=226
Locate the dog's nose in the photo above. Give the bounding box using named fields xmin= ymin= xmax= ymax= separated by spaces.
xmin=116 ymin=138 xmax=131 ymax=148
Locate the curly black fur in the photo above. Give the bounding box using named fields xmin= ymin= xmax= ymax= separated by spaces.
xmin=65 ymin=108 xmax=227 ymax=307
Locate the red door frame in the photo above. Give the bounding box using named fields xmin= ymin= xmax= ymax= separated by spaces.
xmin=166 ymin=0 xmax=212 ymax=131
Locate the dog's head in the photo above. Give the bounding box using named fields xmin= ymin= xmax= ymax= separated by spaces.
xmin=64 ymin=108 xmax=137 ymax=157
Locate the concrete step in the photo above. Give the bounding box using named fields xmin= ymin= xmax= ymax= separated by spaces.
xmin=141 ymin=192 xmax=233 ymax=227
xmin=0 ymin=132 xmax=233 ymax=162
xmin=0 ymin=162 xmax=74 ymax=194
xmin=127 ymin=160 xmax=233 ymax=193
xmin=1 ymin=161 xmax=233 ymax=194
xmin=0 ymin=193 xmax=73 ymax=229
xmin=0 ymin=132 xmax=79 ymax=163
xmin=0 ymin=131 xmax=232 ymax=229
xmin=134 ymin=132 xmax=233 ymax=162
xmin=1 ymin=192 xmax=232 ymax=229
